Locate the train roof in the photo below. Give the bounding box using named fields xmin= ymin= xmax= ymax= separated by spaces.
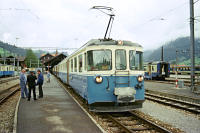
xmin=71 ymin=39 xmax=142 ymax=56
xmin=147 ymin=61 xmax=169 ymax=65
xmin=56 ymin=39 xmax=143 ymax=66
xmin=85 ymin=39 xmax=142 ymax=47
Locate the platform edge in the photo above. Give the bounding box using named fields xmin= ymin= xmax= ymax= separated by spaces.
xmin=12 ymin=96 xmax=21 ymax=133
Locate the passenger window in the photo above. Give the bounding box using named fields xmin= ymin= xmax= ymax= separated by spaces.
xmin=71 ymin=59 xmax=73 ymax=72
xmin=78 ymin=55 xmax=83 ymax=72
xmin=84 ymin=53 xmax=87 ymax=71
xmin=74 ymin=57 xmax=77 ymax=72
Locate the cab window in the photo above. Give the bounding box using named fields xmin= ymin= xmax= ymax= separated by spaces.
xmin=130 ymin=51 xmax=143 ymax=70
xmin=87 ymin=50 xmax=112 ymax=71
xmin=116 ymin=49 xmax=126 ymax=70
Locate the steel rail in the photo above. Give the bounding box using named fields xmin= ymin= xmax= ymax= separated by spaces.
xmin=0 ymin=87 xmax=20 ymax=105
xmin=145 ymin=80 xmax=191 ymax=86
xmin=146 ymin=92 xmax=200 ymax=114
xmin=129 ymin=112 xmax=172 ymax=133
xmin=106 ymin=112 xmax=172 ymax=133
xmin=0 ymin=84 xmax=19 ymax=95
xmin=106 ymin=114 xmax=134 ymax=133
xmin=0 ymin=77 xmax=19 ymax=84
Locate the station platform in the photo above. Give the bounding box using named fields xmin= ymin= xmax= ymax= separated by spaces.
xmin=15 ymin=75 xmax=103 ymax=133
xmin=145 ymin=82 xmax=200 ymax=104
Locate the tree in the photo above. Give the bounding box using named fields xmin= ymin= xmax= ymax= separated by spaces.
xmin=25 ymin=49 xmax=40 ymax=68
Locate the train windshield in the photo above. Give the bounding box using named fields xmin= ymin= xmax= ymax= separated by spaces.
xmin=129 ymin=51 xmax=143 ymax=70
xmin=116 ymin=49 xmax=126 ymax=70
xmin=87 ymin=50 xmax=112 ymax=71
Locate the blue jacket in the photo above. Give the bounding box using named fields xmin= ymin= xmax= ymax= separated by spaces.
xmin=37 ymin=73 xmax=44 ymax=85
xmin=20 ymin=73 xmax=27 ymax=87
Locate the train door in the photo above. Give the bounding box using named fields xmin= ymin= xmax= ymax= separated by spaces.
xmin=165 ymin=63 xmax=170 ymax=77
xmin=161 ymin=62 xmax=170 ymax=77
xmin=148 ymin=64 xmax=151 ymax=76
xmin=161 ymin=64 xmax=165 ymax=75
xmin=67 ymin=61 xmax=69 ymax=84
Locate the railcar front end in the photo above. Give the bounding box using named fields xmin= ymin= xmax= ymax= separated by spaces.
xmin=67 ymin=39 xmax=145 ymax=112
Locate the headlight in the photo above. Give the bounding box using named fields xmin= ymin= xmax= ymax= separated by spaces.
xmin=95 ymin=76 xmax=103 ymax=83
xmin=138 ymin=75 xmax=144 ymax=82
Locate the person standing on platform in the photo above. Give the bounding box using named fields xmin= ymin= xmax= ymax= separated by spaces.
xmin=47 ymin=71 xmax=51 ymax=83
xmin=27 ymin=71 xmax=37 ymax=101
xmin=20 ymin=69 xmax=28 ymax=99
xmin=37 ymin=69 xmax=44 ymax=98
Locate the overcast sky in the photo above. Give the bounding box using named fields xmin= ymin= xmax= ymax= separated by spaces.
xmin=0 ymin=0 xmax=200 ymax=52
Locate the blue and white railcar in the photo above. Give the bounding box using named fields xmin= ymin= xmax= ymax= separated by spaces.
xmin=0 ymin=65 xmax=3 ymax=77
xmin=57 ymin=58 xmax=68 ymax=84
xmin=56 ymin=39 xmax=145 ymax=112
xmin=55 ymin=65 xmax=59 ymax=76
xmin=2 ymin=65 xmax=15 ymax=76
xmin=53 ymin=65 xmax=56 ymax=75
xmin=144 ymin=61 xmax=170 ymax=80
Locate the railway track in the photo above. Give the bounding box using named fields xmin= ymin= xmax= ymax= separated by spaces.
xmin=145 ymin=79 xmax=192 ymax=86
xmin=145 ymin=92 xmax=200 ymax=114
xmin=0 ymin=77 xmax=19 ymax=84
xmin=0 ymin=85 xmax=20 ymax=105
xmin=100 ymin=111 xmax=172 ymax=133
xmin=145 ymin=76 xmax=200 ymax=86
xmin=56 ymin=76 xmax=176 ymax=133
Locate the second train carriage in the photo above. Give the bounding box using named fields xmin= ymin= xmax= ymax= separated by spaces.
xmin=144 ymin=61 xmax=170 ymax=80
xmin=0 ymin=65 xmax=15 ymax=77
xmin=54 ymin=39 xmax=145 ymax=112
xmin=170 ymin=65 xmax=200 ymax=75
xmin=0 ymin=64 xmax=3 ymax=77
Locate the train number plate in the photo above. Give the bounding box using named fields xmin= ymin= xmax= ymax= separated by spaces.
xmin=114 ymin=87 xmax=136 ymax=96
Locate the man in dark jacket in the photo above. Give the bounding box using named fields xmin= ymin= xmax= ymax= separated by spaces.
xmin=27 ymin=71 xmax=37 ymax=101
xmin=37 ymin=70 xmax=44 ymax=98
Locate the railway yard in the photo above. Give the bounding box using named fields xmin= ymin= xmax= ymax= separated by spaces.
xmin=1 ymin=0 xmax=200 ymax=133
xmin=0 ymin=74 xmax=199 ymax=133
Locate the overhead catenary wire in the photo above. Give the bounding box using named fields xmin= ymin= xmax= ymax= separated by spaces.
xmin=132 ymin=0 xmax=193 ymax=30
xmin=14 ymin=8 xmax=40 ymax=19
xmin=194 ymin=0 xmax=200 ymax=4
xmin=0 ymin=8 xmax=40 ymax=19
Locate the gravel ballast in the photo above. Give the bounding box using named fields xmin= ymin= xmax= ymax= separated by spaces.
xmin=139 ymin=100 xmax=200 ymax=133
xmin=0 ymin=92 xmax=20 ymax=133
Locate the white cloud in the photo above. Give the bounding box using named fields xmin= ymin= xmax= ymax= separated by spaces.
xmin=2 ymin=33 xmax=12 ymax=42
